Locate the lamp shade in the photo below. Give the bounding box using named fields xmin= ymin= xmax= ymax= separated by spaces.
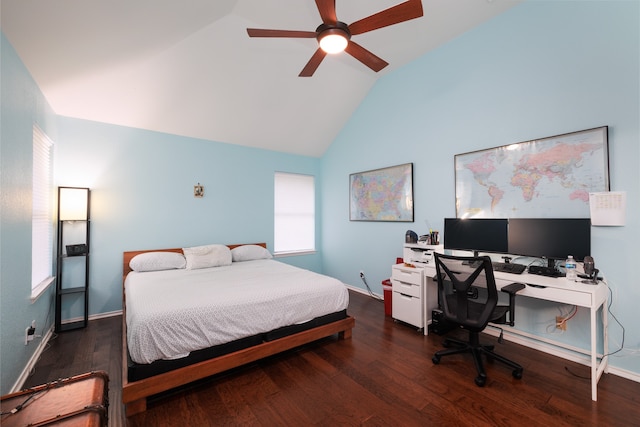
xmin=319 ymin=33 xmax=348 ymax=53
xmin=59 ymin=187 xmax=89 ymax=221
xmin=317 ymin=24 xmax=350 ymax=54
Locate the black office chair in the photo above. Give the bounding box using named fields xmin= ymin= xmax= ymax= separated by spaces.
xmin=431 ymin=252 xmax=525 ymax=386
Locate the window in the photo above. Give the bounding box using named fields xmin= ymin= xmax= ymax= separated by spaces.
xmin=31 ymin=125 xmax=54 ymax=299
xmin=274 ymin=172 xmax=315 ymax=254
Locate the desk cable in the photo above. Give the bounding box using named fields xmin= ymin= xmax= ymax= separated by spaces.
xmin=602 ymin=285 xmax=625 ymax=358
xmin=359 ymin=271 xmax=383 ymax=302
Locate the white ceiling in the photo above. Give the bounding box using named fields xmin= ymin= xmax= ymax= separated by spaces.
xmin=1 ymin=0 xmax=519 ymax=157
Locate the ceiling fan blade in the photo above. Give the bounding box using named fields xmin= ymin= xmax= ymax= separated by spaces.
xmin=315 ymin=0 xmax=337 ymax=25
xmin=344 ymin=41 xmax=389 ymax=72
xmin=348 ymin=0 xmax=424 ymax=36
xmin=299 ymin=48 xmax=327 ymax=77
xmin=247 ymin=28 xmax=317 ymax=38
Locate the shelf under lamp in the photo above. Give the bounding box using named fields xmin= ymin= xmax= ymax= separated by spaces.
xmin=59 ymin=187 xmax=89 ymax=221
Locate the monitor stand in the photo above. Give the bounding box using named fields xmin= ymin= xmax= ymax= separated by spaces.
xmin=462 ymin=251 xmax=482 ymax=267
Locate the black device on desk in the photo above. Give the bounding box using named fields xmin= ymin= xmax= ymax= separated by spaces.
xmin=492 ymin=261 xmax=526 ymax=274
xmin=528 ymin=265 xmax=564 ymax=278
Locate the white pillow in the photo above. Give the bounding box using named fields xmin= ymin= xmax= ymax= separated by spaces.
xmin=129 ymin=252 xmax=186 ymax=272
xmin=231 ymin=245 xmax=272 ymax=262
xmin=183 ymin=244 xmax=232 ymax=269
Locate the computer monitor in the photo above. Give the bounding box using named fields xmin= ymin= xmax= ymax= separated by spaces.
xmin=443 ymin=218 xmax=509 ymax=255
xmin=507 ymin=218 xmax=591 ymax=263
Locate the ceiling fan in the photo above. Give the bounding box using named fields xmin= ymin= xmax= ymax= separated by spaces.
xmin=247 ymin=0 xmax=424 ymax=77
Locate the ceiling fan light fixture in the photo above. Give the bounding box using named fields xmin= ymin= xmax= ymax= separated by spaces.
xmin=317 ymin=23 xmax=350 ymax=54
xmin=319 ymin=31 xmax=348 ymax=53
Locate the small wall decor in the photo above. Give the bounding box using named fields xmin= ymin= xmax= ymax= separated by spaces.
xmin=349 ymin=163 xmax=414 ymax=222
xmin=194 ymin=183 xmax=204 ymax=198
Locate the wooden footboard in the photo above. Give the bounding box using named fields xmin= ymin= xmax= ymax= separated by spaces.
xmin=122 ymin=244 xmax=354 ymax=416
xmin=122 ymin=315 xmax=355 ymax=416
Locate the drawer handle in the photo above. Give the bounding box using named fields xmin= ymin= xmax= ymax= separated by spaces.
xmin=398 ymin=271 xmax=416 ymax=277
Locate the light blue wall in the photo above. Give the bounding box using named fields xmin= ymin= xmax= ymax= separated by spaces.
xmin=321 ymin=1 xmax=639 ymax=375
xmin=55 ymin=116 xmax=323 ymax=318
xmin=1 ymin=33 xmax=58 ymax=393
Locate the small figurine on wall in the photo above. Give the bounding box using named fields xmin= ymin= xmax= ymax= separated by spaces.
xmin=194 ymin=183 xmax=204 ymax=198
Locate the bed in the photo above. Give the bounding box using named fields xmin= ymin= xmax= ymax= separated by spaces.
xmin=121 ymin=243 xmax=355 ymax=416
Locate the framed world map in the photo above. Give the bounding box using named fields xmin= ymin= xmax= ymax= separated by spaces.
xmin=455 ymin=126 xmax=609 ymax=219
xmin=350 ymin=163 xmax=414 ymax=222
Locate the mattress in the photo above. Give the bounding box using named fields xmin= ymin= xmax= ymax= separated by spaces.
xmin=125 ymin=259 xmax=349 ymax=365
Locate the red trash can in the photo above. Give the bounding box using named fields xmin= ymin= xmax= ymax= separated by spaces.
xmin=382 ymin=279 xmax=393 ymax=316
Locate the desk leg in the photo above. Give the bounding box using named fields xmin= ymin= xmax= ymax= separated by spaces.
xmin=590 ymin=299 xmax=610 ymax=401
xmin=423 ymin=275 xmax=428 ymax=336
xmin=591 ymin=305 xmax=597 ymax=401
xmin=603 ymin=300 xmax=609 ymax=374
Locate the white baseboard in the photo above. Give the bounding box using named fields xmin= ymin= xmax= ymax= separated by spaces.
xmin=88 ymin=310 xmax=122 ymax=321
xmin=346 ymin=284 xmax=382 ymax=299
xmin=60 ymin=310 xmax=123 ymax=325
xmin=11 ymin=325 xmax=55 ymax=393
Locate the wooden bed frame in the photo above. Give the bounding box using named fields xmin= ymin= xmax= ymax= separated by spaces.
xmin=121 ymin=243 xmax=355 ymax=416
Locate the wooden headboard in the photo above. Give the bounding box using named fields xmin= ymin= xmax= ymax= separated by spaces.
xmin=122 ymin=243 xmax=267 ymax=280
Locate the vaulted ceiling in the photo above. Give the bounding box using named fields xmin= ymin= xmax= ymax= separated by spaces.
xmin=2 ymin=0 xmax=519 ymax=156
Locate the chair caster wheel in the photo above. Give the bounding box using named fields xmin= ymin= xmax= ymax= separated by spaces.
xmin=475 ymin=375 xmax=486 ymax=387
xmin=432 ymin=355 xmax=441 ymax=364
xmin=512 ymin=369 xmax=523 ymax=379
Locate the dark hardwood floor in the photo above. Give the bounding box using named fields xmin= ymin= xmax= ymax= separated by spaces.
xmin=22 ymin=290 xmax=640 ymax=426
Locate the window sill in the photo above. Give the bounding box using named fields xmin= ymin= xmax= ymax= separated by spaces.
xmin=274 ymin=250 xmax=316 ymax=257
xmin=30 ymin=276 xmax=55 ymax=303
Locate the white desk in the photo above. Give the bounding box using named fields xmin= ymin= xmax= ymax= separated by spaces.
xmin=420 ymin=262 xmax=609 ymax=401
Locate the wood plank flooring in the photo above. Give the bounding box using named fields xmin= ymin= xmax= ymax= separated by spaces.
xmin=21 ymin=290 xmax=640 ymax=426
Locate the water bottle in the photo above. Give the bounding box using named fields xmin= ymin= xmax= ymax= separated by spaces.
xmin=565 ymin=255 xmax=577 ymax=280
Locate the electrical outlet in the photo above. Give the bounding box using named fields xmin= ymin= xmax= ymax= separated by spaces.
xmin=24 ymin=321 xmax=36 ymax=345
xmin=359 ymin=270 xmax=365 ymax=278
xmin=555 ymin=316 xmax=566 ymax=331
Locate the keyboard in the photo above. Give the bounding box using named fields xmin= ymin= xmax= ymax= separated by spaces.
xmin=492 ymin=262 xmax=526 ymax=274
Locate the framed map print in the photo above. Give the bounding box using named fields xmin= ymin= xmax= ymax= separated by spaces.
xmin=455 ymin=126 xmax=609 ymax=219
xmin=350 ymin=163 xmax=414 ymax=222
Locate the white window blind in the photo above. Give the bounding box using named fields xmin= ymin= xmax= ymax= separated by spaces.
xmin=32 ymin=125 xmax=54 ymax=293
xmin=274 ymin=172 xmax=315 ymax=254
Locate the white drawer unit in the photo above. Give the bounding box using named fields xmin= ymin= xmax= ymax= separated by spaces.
xmin=391 ymin=264 xmax=424 ymax=329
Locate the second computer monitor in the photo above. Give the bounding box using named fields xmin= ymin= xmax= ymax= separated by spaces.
xmin=507 ymin=218 xmax=591 ymax=262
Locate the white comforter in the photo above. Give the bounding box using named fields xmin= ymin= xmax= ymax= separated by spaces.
xmin=125 ymin=259 xmax=349 ymax=364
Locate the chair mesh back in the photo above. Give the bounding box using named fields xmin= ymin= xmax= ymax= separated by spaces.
xmin=434 ymin=253 xmax=499 ymax=332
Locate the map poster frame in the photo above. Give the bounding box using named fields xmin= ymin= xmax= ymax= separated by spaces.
xmin=349 ymin=163 xmax=414 ymax=222
xmin=455 ymin=126 xmax=609 ymax=219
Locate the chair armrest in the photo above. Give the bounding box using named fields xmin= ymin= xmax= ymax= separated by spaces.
xmin=499 ymin=283 xmax=525 ymax=326
xmin=501 ymin=282 xmax=525 ymax=295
